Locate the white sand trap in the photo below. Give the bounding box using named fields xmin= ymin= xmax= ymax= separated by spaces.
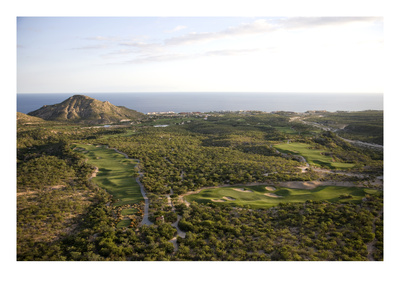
xmin=278 ymin=180 xmax=359 ymax=190
xmin=233 ymin=188 xmax=253 ymax=193
xmin=223 ymin=196 xmax=236 ymax=201
xmin=264 ymin=186 xmax=276 ymax=191
xmin=264 ymin=193 xmax=282 ymax=198
xmin=211 ymin=199 xmax=226 ymax=202
xmin=278 ymin=181 xmax=321 ymax=189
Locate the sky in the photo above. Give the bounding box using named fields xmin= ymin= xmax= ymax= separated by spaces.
xmin=17 ymin=16 xmax=383 ymax=93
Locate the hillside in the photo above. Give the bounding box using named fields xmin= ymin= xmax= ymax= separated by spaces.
xmin=17 ymin=112 xmax=46 ymax=124
xmin=27 ymin=95 xmax=144 ymax=124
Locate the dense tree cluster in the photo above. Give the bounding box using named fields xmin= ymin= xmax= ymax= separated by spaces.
xmin=16 ymin=110 xmax=383 ymax=261
xmin=174 ymin=197 xmax=383 ymax=261
xmin=18 ymin=188 xmax=383 ymax=261
xmin=311 ymin=131 xmax=383 ymax=171
xmin=104 ymin=127 xmax=304 ymax=195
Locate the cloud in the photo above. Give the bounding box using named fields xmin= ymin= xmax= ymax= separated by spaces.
xmin=92 ymin=17 xmax=382 ymax=65
xmin=86 ymin=36 xmax=121 ymax=41
xmin=165 ymin=25 xmax=187 ymax=33
xmin=86 ymin=36 xmax=108 ymax=41
xmin=164 ymin=17 xmax=382 ymax=46
xmin=120 ymin=41 xmax=159 ymax=49
xmin=72 ymin=44 xmax=109 ymax=50
xmin=282 ymin=17 xmax=382 ymax=30
xmin=165 ymin=19 xmax=275 ymax=46
xmin=223 ymin=19 xmax=276 ymax=35
xmin=118 ymin=40 xmax=165 ymax=57
xmin=73 ymin=36 xmax=121 ymax=50
xmin=204 ymin=48 xmax=264 ymax=57
xmin=125 ymin=52 xmax=189 ymax=64
xmin=124 ymin=47 xmax=264 ymax=64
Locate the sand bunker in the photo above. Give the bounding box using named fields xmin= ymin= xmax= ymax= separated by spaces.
xmin=278 ymin=180 xmax=359 ymax=189
xmin=278 ymin=181 xmax=321 ymax=189
xmin=211 ymin=199 xmax=226 ymax=202
xmin=264 ymin=186 xmax=276 ymax=191
xmin=223 ymin=196 xmax=236 ymax=201
xmin=233 ymin=188 xmax=253 ymax=193
xmin=264 ymin=193 xmax=282 ymax=198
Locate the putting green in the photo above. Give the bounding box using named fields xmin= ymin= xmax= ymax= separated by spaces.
xmin=185 ymin=185 xmax=380 ymax=208
xmin=273 ymin=142 xmax=355 ymax=169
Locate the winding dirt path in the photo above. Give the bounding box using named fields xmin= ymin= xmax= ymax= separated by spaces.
xmin=169 ymin=215 xmax=187 ymax=253
xmin=106 ymin=145 xmax=381 ymax=255
xmin=166 ymin=192 xmax=187 ymax=252
xmin=89 ymin=167 xmax=99 ymax=179
xmin=109 ymin=147 xmax=185 ymax=249
xmin=137 ymin=174 xmax=153 ymax=226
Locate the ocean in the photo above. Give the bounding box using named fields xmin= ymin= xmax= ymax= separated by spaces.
xmin=17 ymin=92 xmax=383 ymax=114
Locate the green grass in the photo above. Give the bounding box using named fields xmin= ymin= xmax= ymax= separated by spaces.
xmin=273 ymin=142 xmax=355 ymax=169
xmin=121 ymin=208 xmax=138 ymax=215
xmin=116 ymin=219 xmax=132 ymax=228
xmin=185 ymin=185 xmax=380 ymax=209
xmin=74 ymin=144 xmax=143 ymax=212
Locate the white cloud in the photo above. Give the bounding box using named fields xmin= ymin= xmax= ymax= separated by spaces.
xmin=124 ymin=47 xmax=264 ymax=64
xmin=126 ymin=52 xmax=188 ymax=64
xmin=86 ymin=36 xmax=119 ymax=41
xmin=204 ymin=48 xmax=265 ymax=57
xmin=282 ymin=17 xmax=382 ymax=30
xmin=165 ymin=19 xmax=276 ymax=46
xmin=72 ymin=44 xmax=109 ymax=50
xmin=164 ymin=17 xmax=382 ymax=46
xmin=223 ymin=19 xmax=276 ymax=35
xmin=79 ymin=16 xmax=383 ymax=76
xmin=165 ymin=25 xmax=187 ymax=33
xmin=120 ymin=41 xmax=148 ymax=47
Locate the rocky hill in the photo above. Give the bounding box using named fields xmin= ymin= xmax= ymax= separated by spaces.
xmin=17 ymin=112 xmax=46 ymax=125
xmin=27 ymin=95 xmax=145 ymax=124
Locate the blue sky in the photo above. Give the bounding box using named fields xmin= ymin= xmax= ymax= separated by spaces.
xmin=17 ymin=16 xmax=383 ymax=93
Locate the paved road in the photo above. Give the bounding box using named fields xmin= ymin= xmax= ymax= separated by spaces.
xmin=299 ymin=119 xmax=383 ymax=151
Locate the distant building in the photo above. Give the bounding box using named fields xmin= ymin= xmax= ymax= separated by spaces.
xmin=147 ymin=111 xmax=176 ymax=115
xmin=306 ymin=110 xmax=327 ymax=114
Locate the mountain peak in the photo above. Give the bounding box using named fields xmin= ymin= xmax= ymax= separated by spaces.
xmin=28 ymin=95 xmax=144 ymax=124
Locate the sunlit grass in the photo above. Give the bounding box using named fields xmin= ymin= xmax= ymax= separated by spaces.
xmin=185 ymin=185 xmax=380 ymax=209
xmin=273 ymin=142 xmax=355 ymax=169
xmin=74 ymin=144 xmax=143 ymax=211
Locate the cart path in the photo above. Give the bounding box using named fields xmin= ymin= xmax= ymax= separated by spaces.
xmin=108 ymin=147 xmax=153 ymax=226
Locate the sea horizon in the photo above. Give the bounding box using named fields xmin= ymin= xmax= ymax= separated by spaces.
xmin=17 ymin=92 xmax=384 ymax=115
